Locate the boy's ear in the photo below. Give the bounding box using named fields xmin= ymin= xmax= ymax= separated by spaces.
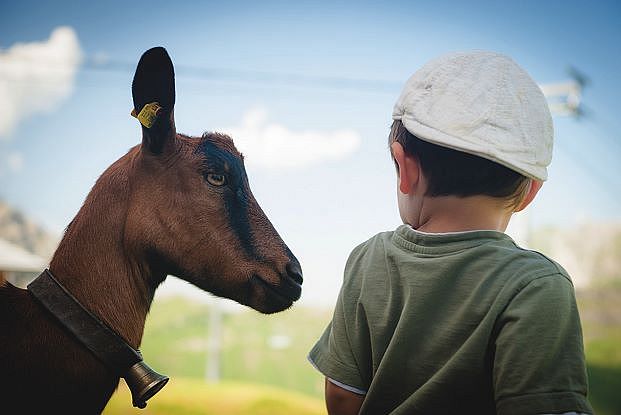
xmin=514 ymin=179 xmax=543 ymax=212
xmin=391 ymin=142 xmax=421 ymax=195
xmin=132 ymin=47 xmax=176 ymax=154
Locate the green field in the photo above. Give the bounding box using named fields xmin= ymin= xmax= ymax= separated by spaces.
xmin=104 ymin=378 xmax=325 ymax=415
xmin=577 ymin=287 xmax=621 ymax=415
xmin=137 ymin=297 xmax=330 ymax=398
xmin=103 ymin=288 xmax=621 ymax=414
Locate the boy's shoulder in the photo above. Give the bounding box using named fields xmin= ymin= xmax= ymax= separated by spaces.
xmin=507 ymin=248 xmax=577 ymax=299
xmin=511 ymin=246 xmax=572 ymax=281
xmin=349 ymin=229 xmax=395 ymax=256
xmin=338 ymin=230 xmax=395 ymax=288
xmin=344 ymin=230 xmax=396 ymax=269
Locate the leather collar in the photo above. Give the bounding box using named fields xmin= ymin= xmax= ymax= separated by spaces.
xmin=27 ymin=269 xmax=143 ymax=374
xmin=27 ymin=269 xmax=169 ymax=408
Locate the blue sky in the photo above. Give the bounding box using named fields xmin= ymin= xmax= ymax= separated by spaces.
xmin=1 ymin=0 xmax=620 ymax=305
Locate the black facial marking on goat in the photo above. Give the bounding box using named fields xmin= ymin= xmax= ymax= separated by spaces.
xmin=198 ymin=139 xmax=258 ymax=259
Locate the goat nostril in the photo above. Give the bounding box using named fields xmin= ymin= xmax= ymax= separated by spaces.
xmin=285 ymin=261 xmax=303 ymax=285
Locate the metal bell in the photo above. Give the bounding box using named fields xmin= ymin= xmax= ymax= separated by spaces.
xmin=124 ymin=361 xmax=169 ymax=408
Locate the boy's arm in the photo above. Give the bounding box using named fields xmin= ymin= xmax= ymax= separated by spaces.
xmin=494 ymin=274 xmax=593 ymax=415
xmin=309 ymin=242 xmax=371 ymax=413
xmin=325 ymin=378 xmax=365 ymax=415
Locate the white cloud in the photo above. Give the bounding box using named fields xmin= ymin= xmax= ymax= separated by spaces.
xmin=0 ymin=26 xmax=82 ymax=138
xmin=219 ymin=108 xmax=361 ymax=169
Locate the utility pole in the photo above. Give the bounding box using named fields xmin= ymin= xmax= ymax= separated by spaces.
xmin=508 ymin=71 xmax=587 ymax=248
xmin=539 ymin=78 xmax=583 ymax=117
xmin=205 ymin=297 xmax=222 ymax=382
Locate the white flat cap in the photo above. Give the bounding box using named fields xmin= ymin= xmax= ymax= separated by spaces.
xmin=392 ymin=51 xmax=553 ymax=181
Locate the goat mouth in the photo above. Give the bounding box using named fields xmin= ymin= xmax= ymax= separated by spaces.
xmin=252 ymin=274 xmax=302 ymax=304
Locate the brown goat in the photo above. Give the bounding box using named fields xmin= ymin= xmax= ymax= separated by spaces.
xmin=0 ymin=47 xmax=302 ymax=414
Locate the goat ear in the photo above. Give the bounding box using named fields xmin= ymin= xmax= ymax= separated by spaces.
xmin=132 ymin=47 xmax=176 ymax=154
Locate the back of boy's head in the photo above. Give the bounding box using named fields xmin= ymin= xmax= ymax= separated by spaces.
xmin=391 ymin=51 xmax=553 ymax=206
xmin=389 ymin=120 xmax=529 ymax=205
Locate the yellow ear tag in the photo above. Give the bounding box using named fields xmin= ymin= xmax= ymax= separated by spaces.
xmin=130 ymin=102 xmax=162 ymax=128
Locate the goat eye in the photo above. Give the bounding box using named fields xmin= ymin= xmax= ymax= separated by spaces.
xmin=206 ymin=173 xmax=227 ymax=186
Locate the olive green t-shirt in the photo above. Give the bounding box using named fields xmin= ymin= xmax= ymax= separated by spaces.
xmin=308 ymin=225 xmax=592 ymax=415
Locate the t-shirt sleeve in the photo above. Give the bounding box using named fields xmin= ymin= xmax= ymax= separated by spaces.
xmin=493 ymin=274 xmax=593 ymax=415
xmin=308 ymin=246 xmax=370 ymax=394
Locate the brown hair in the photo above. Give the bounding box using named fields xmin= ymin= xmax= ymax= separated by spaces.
xmin=389 ymin=120 xmax=529 ymax=208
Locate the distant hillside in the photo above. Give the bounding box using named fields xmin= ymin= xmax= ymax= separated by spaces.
xmin=0 ymin=197 xmax=619 ymax=290
xmin=530 ymin=221 xmax=621 ymax=288
xmin=0 ymin=200 xmax=59 ymax=260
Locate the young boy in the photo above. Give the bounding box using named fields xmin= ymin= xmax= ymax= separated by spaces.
xmin=308 ymin=51 xmax=592 ymax=415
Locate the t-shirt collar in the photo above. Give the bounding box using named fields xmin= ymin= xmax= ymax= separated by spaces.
xmin=393 ymin=224 xmax=515 ymax=255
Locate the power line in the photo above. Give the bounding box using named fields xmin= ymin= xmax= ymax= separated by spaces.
xmin=2 ymin=55 xmax=600 ymax=106
xmin=555 ymin=140 xmax=621 ymax=205
xmin=2 ymin=55 xmax=402 ymax=93
xmin=4 ymin=55 xmax=618 ymax=200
